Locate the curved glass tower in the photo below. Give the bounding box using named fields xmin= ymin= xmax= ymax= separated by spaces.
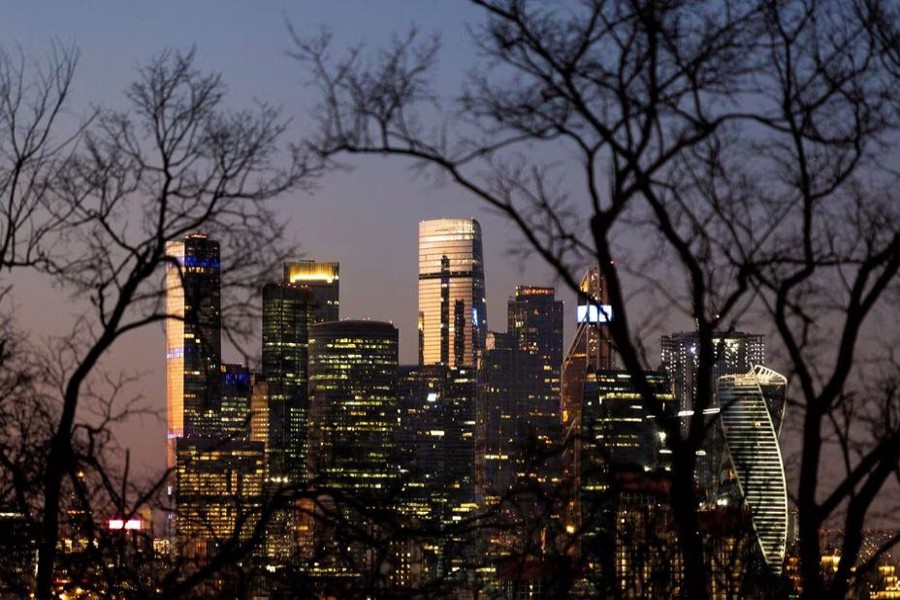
xmin=718 ymin=365 xmax=788 ymax=573
xmin=418 ymin=218 xmax=487 ymax=367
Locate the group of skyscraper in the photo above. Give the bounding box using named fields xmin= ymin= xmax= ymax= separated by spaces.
xmin=164 ymin=218 xmax=789 ymax=595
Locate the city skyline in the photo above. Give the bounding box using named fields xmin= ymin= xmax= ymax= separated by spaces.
xmin=2 ymin=2 xmax=895 ymax=596
xmin=0 ymin=2 xmax=592 ymax=480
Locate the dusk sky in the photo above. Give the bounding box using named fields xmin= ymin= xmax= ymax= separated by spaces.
xmin=2 ymin=2 xmax=624 ymax=474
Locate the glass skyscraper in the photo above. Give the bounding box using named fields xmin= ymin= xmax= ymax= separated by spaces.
xmin=718 ymin=365 xmax=788 ymax=573
xmin=303 ymin=320 xmax=399 ymax=580
xmin=418 ymin=218 xmax=487 ymax=367
xmin=165 ymin=234 xmax=266 ymax=560
xmin=165 ymin=233 xmax=222 ymax=469
xmin=262 ymin=282 xmax=313 ymax=482
xmin=283 ymin=260 xmax=340 ymax=324
xmin=507 ymin=285 xmax=564 ymax=468
xmin=660 ymin=330 xmax=766 ymax=501
xmin=306 ymin=320 xmax=399 ymax=493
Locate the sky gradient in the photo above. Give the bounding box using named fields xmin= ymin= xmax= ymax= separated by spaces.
xmin=2 ymin=2 xmax=602 ymax=474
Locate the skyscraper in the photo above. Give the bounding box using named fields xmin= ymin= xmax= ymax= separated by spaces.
xmin=561 ymin=268 xmax=614 ymax=495
xmin=567 ymin=368 xmax=675 ymax=578
xmin=718 ymin=365 xmax=788 ymax=573
xmin=219 ymin=363 xmax=252 ymax=441
xmin=173 ymin=437 xmax=266 ymax=558
xmin=659 ymin=330 xmax=765 ymax=500
xmin=397 ymin=364 xmax=451 ymax=518
xmin=475 ymin=331 xmax=519 ymax=501
xmin=507 ymin=286 xmax=564 ymax=466
xmin=583 ymin=370 xmax=674 ymax=472
xmin=304 ymin=320 xmax=399 ymax=579
xmin=165 ymin=233 xmax=222 ymax=469
xmin=418 ymin=218 xmax=487 ymax=367
xmin=165 ymin=234 xmax=267 ymax=560
xmin=306 ymin=320 xmax=399 ymax=493
xmin=261 ymin=283 xmax=313 ymax=482
xmin=561 ymin=267 xmax=614 ymax=437
xmin=283 ymin=260 xmax=340 ymax=323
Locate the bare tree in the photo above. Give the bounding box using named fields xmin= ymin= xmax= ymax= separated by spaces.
xmin=294 ymin=1 xmax=900 ymax=598
xmin=0 ymin=43 xmax=83 ymax=274
xmin=0 ymin=46 xmax=313 ymax=598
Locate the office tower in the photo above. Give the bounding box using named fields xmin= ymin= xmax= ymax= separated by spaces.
xmin=561 ymin=267 xmax=614 ymax=458
xmin=660 ymin=330 xmax=765 ymax=501
xmin=173 ymin=438 xmax=266 ymax=558
xmin=612 ymin=470 xmax=680 ymax=599
xmin=219 ymin=363 xmax=251 ymax=441
xmin=304 ymin=321 xmax=399 ymax=580
xmin=561 ymin=267 xmax=614 ymax=536
xmin=261 ymin=283 xmax=313 ymax=482
xmin=583 ymin=370 xmax=674 ymax=471
xmin=442 ymin=365 xmax=478 ymax=512
xmin=507 ymin=286 xmax=564 ymax=457
xmin=283 ymin=260 xmax=340 ymax=323
xmin=250 ymin=378 xmax=269 ymax=446
xmin=418 ymin=218 xmax=487 ymax=368
xmin=475 ymin=332 xmax=519 ymax=502
xmin=165 ymin=233 xmax=222 ymax=468
xmin=570 ymin=369 xmax=674 ymax=577
xmin=398 ymin=364 xmax=449 ymax=516
xmin=307 ymin=320 xmax=398 ymax=491
xmin=718 ymin=365 xmax=788 ymax=573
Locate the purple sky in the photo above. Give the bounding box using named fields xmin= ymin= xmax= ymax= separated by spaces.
xmin=4 ymin=2 xmax=617 ymax=475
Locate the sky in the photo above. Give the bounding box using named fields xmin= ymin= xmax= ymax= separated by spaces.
xmin=1 ymin=2 xmax=604 ymax=474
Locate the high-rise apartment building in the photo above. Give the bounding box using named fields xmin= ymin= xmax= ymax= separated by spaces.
xmin=418 ymin=219 xmax=487 ymax=367
xmin=718 ymin=365 xmax=788 ymax=573
xmin=283 ymin=260 xmax=340 ymax=323
xmin=660 ymin=330 xmax=765 ymax=501
xmin=261 ymin=283 xmax=313 ymax=482
xmin=165 ymin=233 xmax=222 ymax=468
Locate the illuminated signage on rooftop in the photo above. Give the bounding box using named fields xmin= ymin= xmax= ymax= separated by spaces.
xmin=577 ymin=304 xmax=613 ymax=323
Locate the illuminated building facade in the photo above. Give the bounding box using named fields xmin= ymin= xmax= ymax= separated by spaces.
xmin=304 ymin=320 xmax=399 ymax=581
xmin=442 ymin=364 xmax=478 ymax=513
xmin=173 ymin=438 xmax=266 ymax=558
xmin=398 ymin=364 xmax=450 ymax=518
xmin=283 ymin=260 xmax=340 ymax=323
xmin=219 ymin=363 xmax=251 ymax=441
xmin=561 ymin=266 xmax=614 ymax=550
xmin=475 ymin=331 xmax=519 ymax=502
xmin=397 ymin=362 xmax=478 ymax=513
xmin=573 ymin=370 xmax=674 ymax=579
xmin=307 ymin=320 xmax=399 ymax=492
xmin=262 ymin=283 xmax=313 ymax=482
xmin=583 ymin=370 xmax=674 ymax=472
xmin=561 ymin=267 xmax=614 ymax=468
xmin=507 ymin=286 xmax=564 ymax=462
xmin=718 ymin=365 xmax=788 ymax=574
xmin=418 ymin=218 xmax=487 ymax=368
xmin=165 ymin=233 xmax=222 ymax=468
xmin=660 ymin=331 xmax=765 ymax=501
